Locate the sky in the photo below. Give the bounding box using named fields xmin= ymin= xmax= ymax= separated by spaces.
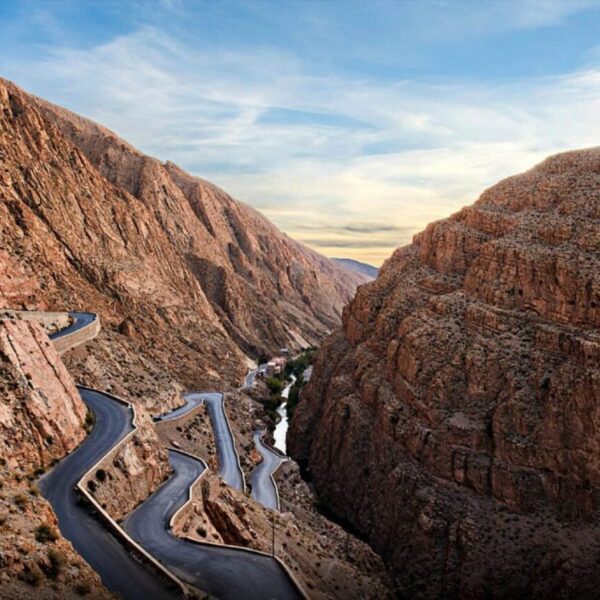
xmin=1 ymin=0 xmax=600 ymax=266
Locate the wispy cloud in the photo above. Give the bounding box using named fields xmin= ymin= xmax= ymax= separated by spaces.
xmin=2 ymin=1 xmax=600 ymax=265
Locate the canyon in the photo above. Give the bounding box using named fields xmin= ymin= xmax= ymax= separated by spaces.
xmin=289 ymin=147 xmax=600 ymax=598
xmin=0 ymin=77 xmax=386 ymax=599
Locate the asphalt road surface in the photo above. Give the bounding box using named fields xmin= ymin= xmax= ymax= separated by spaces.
xmin=124 ymin=450 xmax=303 ymax=600
xmin=199 ymin=392 xmax=245 ymax=491
xmin=48 ymin=311 xmax=97 ymax=340
xmin=39 ymin=388 xmax=182 ymax=600
xmin=243 ymin=368 xmax=258 ymax=390
xmin=251 ymin=431 xmax=285 ymax=510
xmin=154 ymin=391 xmax=244 ymax=490
xmin=154 ymin=391 xmax=205 ymax=422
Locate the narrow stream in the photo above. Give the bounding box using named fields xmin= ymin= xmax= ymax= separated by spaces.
xmin=273 ymin=375 xmax=295 ymax=454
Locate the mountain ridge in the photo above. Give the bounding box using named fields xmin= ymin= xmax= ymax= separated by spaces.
xmin=0 ymin=77 xmax=369 ymax=404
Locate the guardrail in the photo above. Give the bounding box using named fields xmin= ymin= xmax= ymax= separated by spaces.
xmin=52 ymin=313 xmax=100 ymax=354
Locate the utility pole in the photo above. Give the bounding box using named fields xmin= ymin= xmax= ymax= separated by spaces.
xmin=272 ymin=510 xmax=276 ymax=557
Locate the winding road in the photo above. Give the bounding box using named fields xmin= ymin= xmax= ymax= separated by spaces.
xmin=157 ymin=392 xmax=244 ymax=490
xmin=124 ymin=450 xmax=303 ymax=600
xmin=251 ymin=431 xmax=286 ymax=510
xmin=39 ymin=387 xmax=181 ymax=600
xmin=48 ymin=311 xmax=97 ymax=340
xmin=39 ymin=313 xmax=303 ymax=599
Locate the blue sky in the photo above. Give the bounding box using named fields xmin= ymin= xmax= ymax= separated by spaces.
xmin=2 ymin=0 xmax=600 ymax=265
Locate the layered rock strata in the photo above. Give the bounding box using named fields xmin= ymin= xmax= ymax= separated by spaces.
xmin=289 ymin=148 xmax=600 ymax=598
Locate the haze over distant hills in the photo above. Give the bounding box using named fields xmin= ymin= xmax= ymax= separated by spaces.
xmin=331 ymin=258 xmax=379 ymax=280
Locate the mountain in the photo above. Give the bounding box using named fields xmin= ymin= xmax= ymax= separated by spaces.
xmin=0 ymin=77 xmax=369 ymax=405
xmin=331 ymin=258 xmax=379 ymax=279
xmin=289 ymin=148 xmax=600 ymax=598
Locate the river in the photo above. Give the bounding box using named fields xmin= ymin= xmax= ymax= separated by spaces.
xmin=273 ymin=374 xmax=295 ymax=454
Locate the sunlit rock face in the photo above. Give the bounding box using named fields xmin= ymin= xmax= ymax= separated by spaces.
xmin=289 ymin=148 xmax=600 ymax=599
xmin=0 ymin=77 xmax=368 ymax=406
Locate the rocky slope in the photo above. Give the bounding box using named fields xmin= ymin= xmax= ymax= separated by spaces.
xmin=289 ymin=148 xmax=600 ymax=598
xmin=0 ymin=318 xmax=112 ymax=598
xmin=0 ymin=77 xmax=368 ymax=406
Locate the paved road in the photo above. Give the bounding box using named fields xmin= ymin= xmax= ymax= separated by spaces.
xmin=199 ymin=392 xmax=245 ymax=491
xmin=154 ymin=391 xmax=244 ymax=491
xmin=39 ymin=388 xmax=181 ymax=600
xmin=251 ymin=431 xmax=286 ymax=510
xmin=243 ymin=368 xmax=258 ymax=390
xmin=124 ymin=450 xmax=302 ymax=600
xmin=48 ymin=311 xmax=97 ymax=340
xmin=154 ymin=391 xmax=205 ymax=422
xmin=242 ymin=362 xmax=269 ymax=390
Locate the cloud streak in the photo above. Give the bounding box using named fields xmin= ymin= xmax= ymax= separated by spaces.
xmin=1 ymin=2 xmax=600 ymax=265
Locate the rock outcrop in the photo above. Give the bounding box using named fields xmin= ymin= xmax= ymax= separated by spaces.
xmin=289 ymin=148 xmax=600 ymax=598
xmin=0 ymin=318 xmax=112 ymax=598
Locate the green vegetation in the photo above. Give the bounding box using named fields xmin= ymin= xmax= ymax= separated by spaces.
xmin=285 ymin=347 xmax=317 ymax=418
xmin=35 ymin=523 xmax=59 ymax=543
xmin=95 ymin=468 xmax=107 ymax=482
xmin=265 ymin=376 xmax=284 ymax=395
xmin=83 ymin=410 xmax=95 ymax=433
xmin=255 ymin=348 xmax=318 ymax=426
xmin=284 ymin=347 xmax=316 ymax=379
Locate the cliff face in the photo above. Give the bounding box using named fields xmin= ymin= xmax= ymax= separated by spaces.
xmin=0 ymin=318 xmax=111 ymax=598
xmin=0 ymin=77 xmax=368 ymax=404
xmin=289 ymin=149 xmax=600 ymax=598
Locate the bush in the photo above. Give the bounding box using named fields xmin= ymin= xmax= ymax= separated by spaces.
xmin=35 ymin=523 xmax=59 ymax=543
xmin=74 ymin=581 xmax=92 ymax=596
xmin=83 ymin=411 xmax=95 ymax=433
xmin=95 ymin=469 xmax=107 ymax=483
xmin=46 ymin=548 xmax=67 ymax=579
xmin=265 ymin=377 xmax=283 ymax=396
xmin=13 ymin=494 xmax=28 ymax=510
xmin=20 ymin=562 xmax=44 ymax=587
xmin=196 ymin=525 xmax=207 ymax=537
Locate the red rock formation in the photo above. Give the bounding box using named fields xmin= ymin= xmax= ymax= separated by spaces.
xmin=0 ymin=318 xmax=111 ymax=597
xmin=0 ymin=77 xmax=369 ymax=403
xmin=289 ymin=148 xmax=600 ymax=598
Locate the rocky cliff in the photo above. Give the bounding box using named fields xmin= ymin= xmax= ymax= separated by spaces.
xmin=0 ymin=77 xmax=368 ymax=406
xmin=289 ymin=148 xmax=600 ymax=598
xmin=0 ymin=318 xmax=112 ymax=598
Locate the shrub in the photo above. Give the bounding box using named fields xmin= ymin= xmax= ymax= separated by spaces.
xmin=14 ymin=493 xmax=28 ymax=510
xmin=83 ymin=411 xmax=95 ymax=433
xmin=20 ymin=562 xmax=44 ymax=587
xmin=46 ymin=548 xmax=67 ymax=579
xmin=74 ymin=581 xmax=92 ymax=596
xmin=196 ymin=525 xmax=207 ymax=537
xmin=265 ymin=377 xmax=283 ymax=396
xmin=95 ymin=469 xmax=107 ymax=483
xmin=35 ymin=523 xmax=59 ymax=543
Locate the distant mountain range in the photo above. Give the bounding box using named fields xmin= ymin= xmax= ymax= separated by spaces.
xmin=331 ymin=258 xmax=379 ymax=280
